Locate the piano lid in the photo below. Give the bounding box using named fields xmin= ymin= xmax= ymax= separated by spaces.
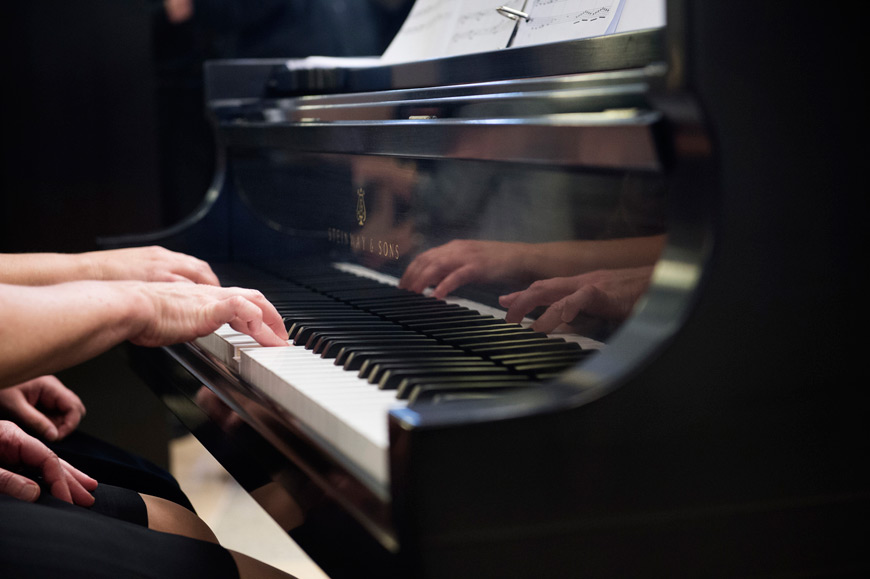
xmin=205 ymin=0 xmax=667 ymax=100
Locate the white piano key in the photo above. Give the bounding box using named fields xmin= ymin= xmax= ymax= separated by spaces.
xmin=192 ymin=263 xmax=602 ymax=494
xmin=237 ymin=344 xmax=406 ymax=492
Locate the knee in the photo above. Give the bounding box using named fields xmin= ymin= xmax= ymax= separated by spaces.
xmin=142 ymin=494 xmax=219 ymax=544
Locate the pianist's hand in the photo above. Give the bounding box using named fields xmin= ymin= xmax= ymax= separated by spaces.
xmin=0 ymin=376 xmax=85 ymax=442
xmin=82 ymin=246 xmax=220 ymax=286
xmin=0 ymin=420 xmax=97 ymax=506
xmin=128 ymin=282 xmax=290 ymax=348
xmin=399 ymin=240 xmax=535 ymax=298
xmin=499 ymin=266 xmax=654 ymax=333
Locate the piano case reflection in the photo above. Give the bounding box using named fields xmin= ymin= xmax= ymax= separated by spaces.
xmin=101 ymin=1 xmax=865 ymax=577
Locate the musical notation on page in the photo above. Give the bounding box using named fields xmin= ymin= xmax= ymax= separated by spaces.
xmin=512 ymin=0 xmax=626 ymax=47
xmin=382 ymin=0 xmax=525 ymax=62
xmin=380 ymin=0 xmax=663 ymax=63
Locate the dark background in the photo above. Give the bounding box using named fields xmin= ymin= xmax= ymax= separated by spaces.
xmin=1 ymin=1 xmax=180 ymax=467
xmin=0 ymin=0 xmax=410 ymax=468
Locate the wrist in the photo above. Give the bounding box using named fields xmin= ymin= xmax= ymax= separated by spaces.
xmin=76 ymin=251 xmax=106 ymax=281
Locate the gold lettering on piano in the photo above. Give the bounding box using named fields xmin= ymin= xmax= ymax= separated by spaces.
xmin=356 ymin=187 xmax=367 ymax=226
xmin=327 ymin=228 xmax=401 ymax=261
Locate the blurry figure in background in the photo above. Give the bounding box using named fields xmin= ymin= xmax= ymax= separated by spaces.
xmin=162 ymin=0 xmax=411 ymax=58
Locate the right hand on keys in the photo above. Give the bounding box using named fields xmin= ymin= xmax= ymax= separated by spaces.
xmin=126 ymin=282 xmax=290 ymax=348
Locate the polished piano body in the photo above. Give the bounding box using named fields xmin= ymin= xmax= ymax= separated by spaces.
xmin=103 ymin=1 xmax=866 ymax=576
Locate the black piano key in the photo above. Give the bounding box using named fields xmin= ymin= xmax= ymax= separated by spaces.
xmin=317 ymin=334 xmax=431 ymax=357
xmin=351 ymin=294 xmax=437 ymax=307
xmin=367 ymin=359 xmax=496 ymax=384
xmin=339 ymin=345 xmax=459 ymax=370
xmin=326 ymin=287 xmax=418 ymax=301
xmin=365 ymin=302 xmax=467 ymax=316
xmin=426 ymin=323 xmax=527 ymax=338
xmin=283 ymin=313 xmax=376 ymax=330
xmin=465 ymin=339 xmax=582 ymax=355
xmin=387 ymin=311 xmax=485 ymax=331
xmin=306 ymin=331 xmax=414 ymax=350
xmin=379 ymin=366 xmax=512 ymax=391
xmin=440 ymin=331 xmax=550 ymax=347
xmin=290 ymin=321 xmax=400 ymax=344
xmin=356 ymin=353 xmax=484 ymax=379
xmin=490 ymin=348 xmax=597 ymax=366
xmin=395 ymin=374 xmax=533 ymax=400
xmin=309 ymin=330 xmax=420 ymax=354
xmin=402 ymin=317 xmax=506 ymax=332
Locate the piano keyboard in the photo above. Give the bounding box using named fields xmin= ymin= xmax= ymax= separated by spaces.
xmin=194 ymin=262 xmax=600 ymax=495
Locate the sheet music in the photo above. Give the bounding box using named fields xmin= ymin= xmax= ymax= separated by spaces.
xmin=512 ymin=0 xmax=627 ymax=47
xmin=381 ymin=0 xmax=525 ymax=62
xmin=380 ymin=0 xmax=661 ymax=63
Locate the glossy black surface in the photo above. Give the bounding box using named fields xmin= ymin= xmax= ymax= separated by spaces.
xmin=102 ymin=1 xmax=867 ymax=576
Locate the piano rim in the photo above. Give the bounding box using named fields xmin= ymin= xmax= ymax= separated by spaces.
xmin=152 ymin=339 xmax=402 ymax=554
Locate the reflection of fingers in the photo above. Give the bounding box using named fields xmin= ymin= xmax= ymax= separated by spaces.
xmin=412 ymin=262 xmax=447 ymax=294
xmin=529 ymin=304 xmax=565 ymax=333
xmin=399 ymin=254 xmax=431 ymax=291
xmin=432 ymin=265 xmax=475 ymax=299
xmin=504 ymin=286 xmax=565 ymax=324
xmin=498 ymin=291 xmax=520 ymax=308
xmin=560 ymin=286 xmax=604 ymax=320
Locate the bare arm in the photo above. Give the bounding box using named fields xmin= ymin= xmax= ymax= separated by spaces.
xmin=0 ymin=246 xmax=220 ymax=286
xmin=0 ymin=280 xmax=287 ymax=387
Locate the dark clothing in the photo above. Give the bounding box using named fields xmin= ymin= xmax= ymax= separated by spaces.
xmin=0 ymin=432 xmax=240 ymax=578
xmin=48 ymin=430 xmax=195 ymax=512
xmin=0 ymin=492 xmax=239 ymax=579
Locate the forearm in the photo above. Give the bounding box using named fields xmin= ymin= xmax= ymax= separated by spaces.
xmin=0 ymin=281 xmax=148 ymax=386
xmin=521 ymin=235 xmax=666 ymax=280
xmin=0 ymin=253 xmax=98 ymax=286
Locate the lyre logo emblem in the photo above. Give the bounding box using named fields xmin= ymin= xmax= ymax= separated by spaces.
xmin=356 ymin=187 xmax=367 ymax=226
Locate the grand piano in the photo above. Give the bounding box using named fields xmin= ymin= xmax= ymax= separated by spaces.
xmin=102 ymin=0 xmax=866 ymax=576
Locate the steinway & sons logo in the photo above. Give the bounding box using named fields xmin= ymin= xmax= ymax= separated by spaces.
xmin=356 ymin=187 xmax=367 ymax=226
xmin=325 ymin=185 xmax=400 ymax=261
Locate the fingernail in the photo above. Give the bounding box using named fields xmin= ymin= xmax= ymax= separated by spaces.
xmin=20 ymin=481 xmax=40 ymax=502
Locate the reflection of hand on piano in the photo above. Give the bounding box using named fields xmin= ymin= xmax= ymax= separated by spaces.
xmin=398 ymin=235 xmax=665 ymax=300
xmin=499 ymin=266 xmax=655 ymax=333
xmin=399 ymin=239 xmax=537 ymax=298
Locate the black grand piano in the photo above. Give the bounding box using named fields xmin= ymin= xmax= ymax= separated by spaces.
xmin=103 ymin=1 xmax=866 ymax=576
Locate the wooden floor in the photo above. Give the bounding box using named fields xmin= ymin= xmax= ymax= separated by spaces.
xmin=170 ymin=434 xmax=330 ymax=579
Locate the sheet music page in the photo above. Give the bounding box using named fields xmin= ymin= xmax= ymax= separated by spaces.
xmin=512 ymin=0 xmax=627 ymax=47
xmin=381 ymin=0 xmax=525 ymax=63
xmin=613 ymin=0 xmax=665 ymax=33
